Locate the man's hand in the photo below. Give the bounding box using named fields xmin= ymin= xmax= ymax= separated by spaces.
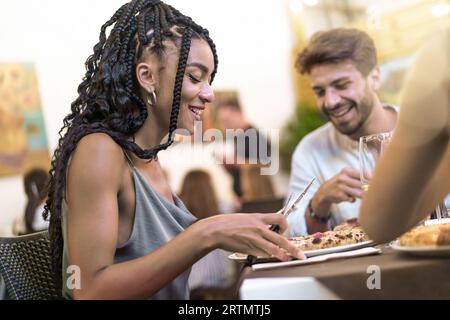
xmin=309 ymin=167 xmax=363 ymax=220
xmin=316 ymin=167 xmax=363 ymax=205
xmin=305 ymin=168 xmax=363 ymax=234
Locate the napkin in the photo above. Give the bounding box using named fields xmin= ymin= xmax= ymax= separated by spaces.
xmin=240 ymin=277 xmax=340 ymax=300
xmin=251 ymin=247 xmax=381 ymax=271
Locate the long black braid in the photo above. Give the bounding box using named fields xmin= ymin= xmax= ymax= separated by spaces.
xmin=43 ymin=0 xmax=218 ymax=290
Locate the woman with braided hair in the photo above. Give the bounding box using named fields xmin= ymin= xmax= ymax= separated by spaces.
xmin=43 ymin=0 xmax=304 ymax=300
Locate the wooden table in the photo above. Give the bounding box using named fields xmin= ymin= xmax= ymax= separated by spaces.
xmin=239 ymin=245 xmax=450 ymax=299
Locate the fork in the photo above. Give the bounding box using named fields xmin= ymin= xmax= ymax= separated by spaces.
xmin=269 ymin=178 xmax=316 ymax=233
xmin=246 ymin=178 xmax=316 ymax=265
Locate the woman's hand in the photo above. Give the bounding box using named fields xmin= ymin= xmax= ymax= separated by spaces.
xmin=196 ymin=213 xmax=306 ymax=261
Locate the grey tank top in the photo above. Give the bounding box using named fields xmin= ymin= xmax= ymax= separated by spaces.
xmin=62 ymin=153 xmax=197 ymax=299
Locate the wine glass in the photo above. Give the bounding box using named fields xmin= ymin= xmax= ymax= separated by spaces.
xmin=359 ymin=131 xmax=393 ymax=192
xmin=429 ymin=199 xmax=449 ymax=225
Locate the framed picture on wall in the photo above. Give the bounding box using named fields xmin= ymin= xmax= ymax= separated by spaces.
xmin=0 ymin=63 xmax=50 ymax=176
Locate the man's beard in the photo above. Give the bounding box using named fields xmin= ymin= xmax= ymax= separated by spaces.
xmin=324 ymin=96 xmax=373 ymax=137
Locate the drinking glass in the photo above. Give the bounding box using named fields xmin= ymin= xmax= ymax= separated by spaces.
xmin=359 ymin=131 xmax=393 ymax=192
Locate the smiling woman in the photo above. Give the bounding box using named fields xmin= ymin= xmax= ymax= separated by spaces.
xmin=43 ymin=0 xmax=304 ymax=300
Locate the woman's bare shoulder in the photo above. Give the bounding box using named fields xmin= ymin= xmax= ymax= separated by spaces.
xmin=69 ymin=133 xmax=127 ymax=183
xmin=77 ymin=132 xmax=124 ymax=156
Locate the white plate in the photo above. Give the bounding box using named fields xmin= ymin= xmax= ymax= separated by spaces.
xmin=390 ymin=240 xmax=450 ymax=257
xmin=424 ymin=218 xmax=450 ymax=226
xmin=228 ymin=240 xmax=375 ymax=262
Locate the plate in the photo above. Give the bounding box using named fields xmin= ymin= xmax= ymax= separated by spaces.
xmin=424 ymin=218 xmax=450 ymax=226
xmin=228 ymin=240 xmax=375 ymax=262
xmin=390 ymin=240 xmax=450 ymax=257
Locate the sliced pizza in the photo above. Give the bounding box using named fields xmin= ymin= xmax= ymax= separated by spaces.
xmin=233 ymin=221 xmax=370 ymax=259
xmin=288 ymin=226 xmax=369 ymax=251
xmin=399 ymin=223 xmax=450 ymax=247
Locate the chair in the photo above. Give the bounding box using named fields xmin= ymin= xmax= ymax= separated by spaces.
xmin=240 ymin=196 xmax=285 ymax=213
xmin=0 ymin=230 xmax=61 ymax=300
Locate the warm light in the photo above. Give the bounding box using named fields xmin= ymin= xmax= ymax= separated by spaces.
xmin=431 ymin=3 xmax=450 ymax=17
xmin=289 ymin=0 xmax=304 ymax=16
xmin=302 ymin=0 xmax=319 ymax=6
xmin=366 ymin=4 xmax=382 ymax=30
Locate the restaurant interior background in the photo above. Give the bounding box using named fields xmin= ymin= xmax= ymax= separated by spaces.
xmin=0 ymin=0 xmax=448 ymax=235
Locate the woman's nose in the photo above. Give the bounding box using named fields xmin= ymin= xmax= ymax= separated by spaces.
xmin=199 ymin=83 xmax=214 ymax=103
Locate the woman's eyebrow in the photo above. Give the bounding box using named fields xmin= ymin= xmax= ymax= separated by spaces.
xmin=186 ymin=62 xmax=209 ymax=74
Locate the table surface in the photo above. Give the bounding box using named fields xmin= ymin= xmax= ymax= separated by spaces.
xmin=239 ymin=245 xmax=450 ymax=299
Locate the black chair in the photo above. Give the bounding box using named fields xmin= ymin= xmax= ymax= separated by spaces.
xmin=0 ymin=230 xmax=61 ymax=300
xmin=240 ymin=196 xmax=285 ymax=213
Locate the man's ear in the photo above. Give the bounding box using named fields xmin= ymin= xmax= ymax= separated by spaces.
xmin=367 ymin=66 xmax=381 ymax=91
xmin=136 ymin=62 xmax=157 ymax=94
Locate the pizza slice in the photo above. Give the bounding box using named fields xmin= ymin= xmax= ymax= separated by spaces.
xmin=233 ymin=223 xmax=370 ymax=260
xmin=288 ymin=226 xmax=369 ymax=251
xmin=399 ymin=222 xmax=450 ymax=247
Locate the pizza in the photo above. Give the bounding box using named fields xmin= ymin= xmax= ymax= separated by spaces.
xmin=332 ymin=218 xmax=359 ymax=231
xmin=287 ymin=223 xmax=369 ymax=251
xmin=399 ymin=222 xmax=450 ymax=247
xmin=234 ymin=220 xmax=370 ymax=259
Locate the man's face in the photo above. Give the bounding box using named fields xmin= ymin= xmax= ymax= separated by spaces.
xmin=216 ymin=107 xmax=243 ymax=130
xmin=310 ymin=60 xmax=377 ymax=137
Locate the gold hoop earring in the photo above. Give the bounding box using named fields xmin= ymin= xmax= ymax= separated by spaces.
xmin=147 ymin=91 xmax=157 ymax=107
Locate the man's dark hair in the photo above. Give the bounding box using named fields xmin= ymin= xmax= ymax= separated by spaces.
xmin=296 ymin=28 xmax=377 ymax=76
xmin=43 ymin=0 xmax=218 ymax=289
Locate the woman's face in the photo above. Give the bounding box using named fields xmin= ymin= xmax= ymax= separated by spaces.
xmin=152 ymin=38 xmax=215 ymax=135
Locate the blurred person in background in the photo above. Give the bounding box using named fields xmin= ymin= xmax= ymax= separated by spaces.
xmin=240 ymin=164 xmax=276 ymax=203
xmin=179 ymin=170 xmax=236 ymax=295
xmin=239 ymin=164 xmax=284 ymax=219
xmin=287 ymin=28 xmax=398 ymax=236
xmin=360 ymin=29 xmax=449 ymax=243
xmin=215 ymin=98 xmax=271 ymax=209
xmin=12 ymin=168 xmax=49 ymax=235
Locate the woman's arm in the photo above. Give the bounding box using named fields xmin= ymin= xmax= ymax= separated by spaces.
xmin=67 ymin=134 xmax=302 ymax=299
xmin=360 ymin=123 xmax=449 ymax=243
xmin=360 ymin=31 xmax=450 ymax=243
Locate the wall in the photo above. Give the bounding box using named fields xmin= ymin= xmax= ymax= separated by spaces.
xmin=0 ymin=0 xmax=295 ymax=233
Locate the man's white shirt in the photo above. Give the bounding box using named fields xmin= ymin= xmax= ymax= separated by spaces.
xmin=287 ymin=105 xmax=399 ymax=236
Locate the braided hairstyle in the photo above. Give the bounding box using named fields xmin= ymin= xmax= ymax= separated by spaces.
xmin=43 ymin=0 xmax=218 ymax=289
